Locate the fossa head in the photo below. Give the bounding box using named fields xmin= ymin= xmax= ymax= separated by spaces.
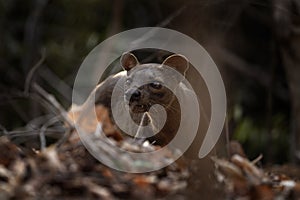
xmin=120 ymin=52 xmax=189 ymax=114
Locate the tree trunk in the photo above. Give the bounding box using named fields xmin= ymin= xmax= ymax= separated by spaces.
xmin=273 ymin=0 xmax=300 ymax=162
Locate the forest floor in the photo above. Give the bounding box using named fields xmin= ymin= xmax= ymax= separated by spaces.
xmin=0 ymin=131 xmax=300 ymax=199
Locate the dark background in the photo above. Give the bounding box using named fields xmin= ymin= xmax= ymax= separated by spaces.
xmin=0 ymin=0 xmax=300 ymax=164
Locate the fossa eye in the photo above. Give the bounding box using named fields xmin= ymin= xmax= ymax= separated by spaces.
xmin=125 ymin=78 xmax=132 ymax=85
xmin=150 ymin=82 xmax=162 ymax=90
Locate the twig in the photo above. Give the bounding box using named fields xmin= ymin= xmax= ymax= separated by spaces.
xmin=55 ymin=125 xmax=73 ymax=148
xmin=32 ymin=83 xmax=75 ymax=146
xmin=0 ymin=90 xmax=70 ymax=127
xmin=1 ymin=91 xmax=61 ymax=120
xmin=24 ymin=48 xmax=46 ymax=94
xmin=251 ymin=154 xmax=263 ymax=165
xmin=22 ymin=0 xmax=48 ymax=71
xmin=40 ymin=116 xmax=60 ymax=150
xmin=2 ymin=82 xmax=73 ymax=147
xmin=0 ymin=124 xmax=8 ymax=136
xmin=38 ymin=67 xmax=73 ymax=102
xmin=26 ymin=114 xmax=56 ymax=129
xmin=3 ymin=128 xmax=64 ymax=139
xmin=32 ymin=83 xmax=73 ymax=127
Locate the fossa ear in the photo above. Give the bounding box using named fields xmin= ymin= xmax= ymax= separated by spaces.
xmin=120 ymin=52 xmax=139 ymax=71
xmin=162 ymin=54 xmax=189 ymax=76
